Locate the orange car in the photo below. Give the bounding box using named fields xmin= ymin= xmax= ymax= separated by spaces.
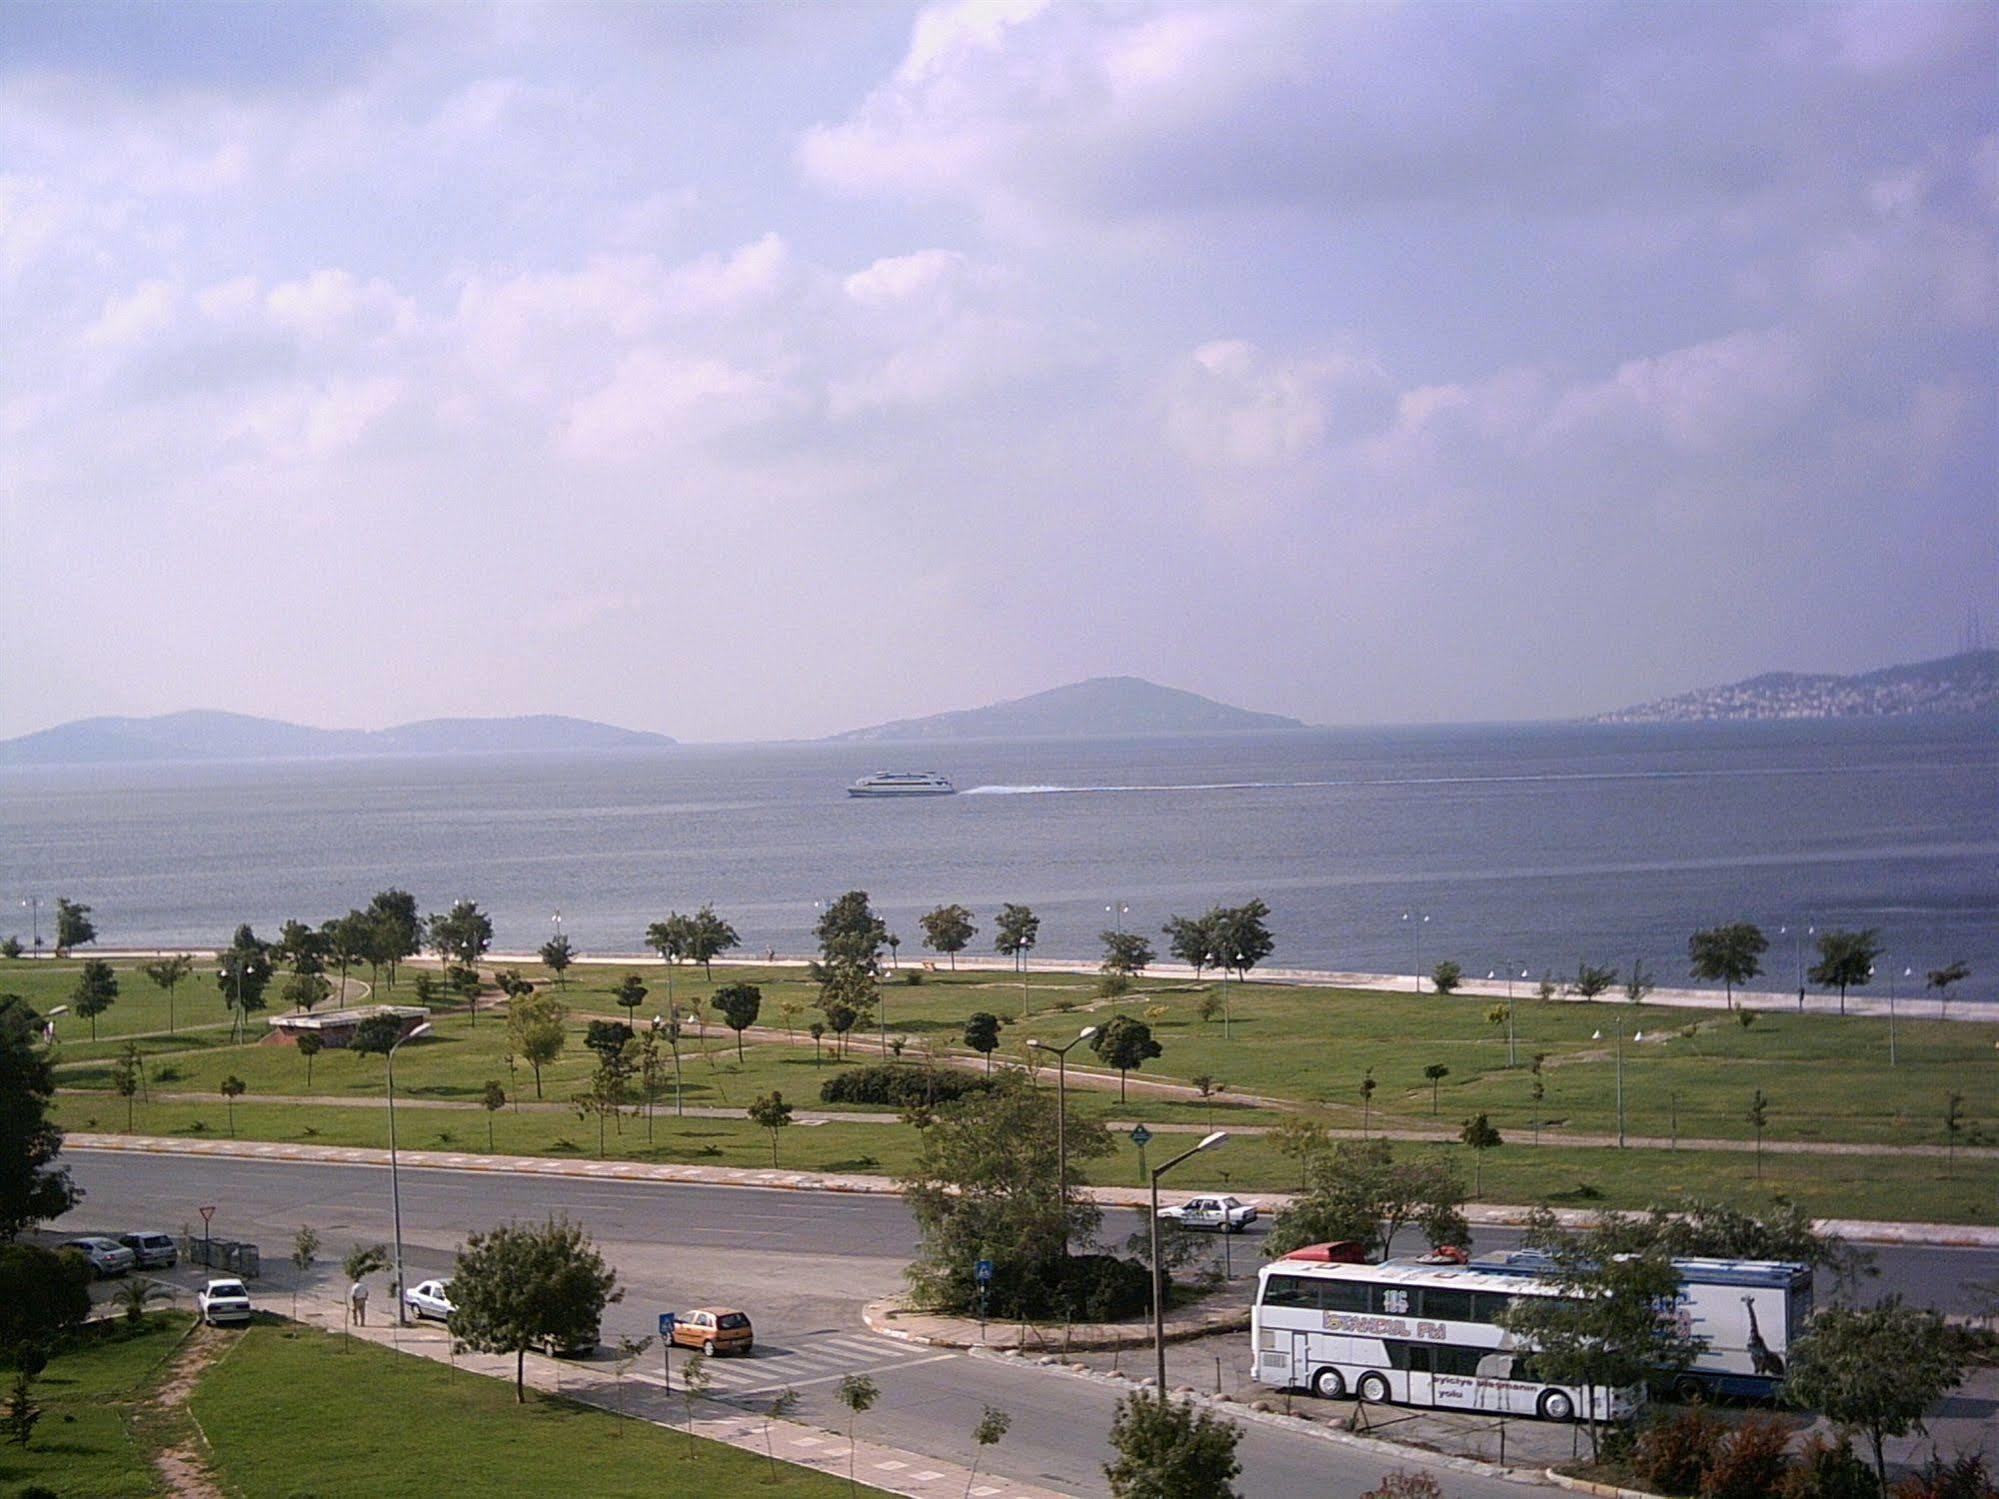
xmin=671 ymin=1307 xmax=754 ymax=1357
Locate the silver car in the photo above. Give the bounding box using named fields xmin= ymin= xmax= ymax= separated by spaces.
xmin=403 ymin=1278 xmax=454 ymax=1322
xmin=60 ymin=1236 xmax=136 ymax=1277
xmin=118 ymin=1231 xmax=178 ymax=1269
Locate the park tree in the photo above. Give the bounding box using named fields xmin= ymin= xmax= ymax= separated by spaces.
xmin=574 ymin=1058 xmax=629 ymax=1156
xmin=1269 ymin=1115 xmax=1329 ymax=1191
xmin=685 ymin=904 xmax=740 ymax=979
xmin=816 ymin=962 xmax=877 ymax=1057
xmin=1091 ymin=1015 xmax=1162 ymax=1103
xmin=320 ymin=911 xmax=372 ymax=994
xmin=288 ymin=1225 xmax=320 ymax=1320
xmin=1459 ymin=1112 xmax=1502 ymax=1194
xmin=1687 ymin=922 xmax=1769 ymax=1009
xmin=1162 ymin=913 xmax=1219 ymax=980
xmin=450 ymin=1217 xmax=621 ymax=1401
xmin=963 ymin=1012 xmax=1002 ymax=1073
xmin=0 ymin=999 xmax=76 ymax=1240
xmin=919 ymin=904 xmax=977 ymax=970
xmin=713 ymin=983 xmax=763 ymax=1060
xmin=53 ymin=898 xmax=95 ymax=955
xmin=215 ymin=925 xmax=274 ymax=1040
xmin=1809 ymin=928 xmax=1882 ymax=1016
xmin=1359 ymin=1069 xmax=1377 ymax=1137
xmin=816 ymin=891 xmax=888 ymax=969
xmin=1570 ymin=961 xmax=1619 ymax=1000
xmin=1430 ymin=961 xmax=1463 ymax=996
xmin=364 ymin=890 xmax=425 ymax=989
xmin=296 ymin=1031 xmax=324 ymax=1089
xmin=1944 ymin=1091 xmax=1966 ymax=1175
xmin=1100 ymin=930 xmax=1156 ymax=983
xmin=1265 ymin=1140 xmax=1468 ymax=1261
xmin=506 ymin=991 xmax=567 ymax=1099
xmin=70 ymin=959 xmax=119 ymax=1042
xmin=1575 ymin=1199 xmax=1874 ymax=1290
xmin=747 ymin=1090 xmax=793 ymax=1166
xmin=1786 ymin=1297 xmax=1967 ymax=1495
xmin=350 ymin=1013 xmax=406 ymax=1057
xmin=111 ymin=1044 xmax=142 ymax=1130
xmin=1103 ymin=1393 xmax=1243 ymax=1499
xmin=836 ymin=1373 xmax=880 ymax=1497
xmin=1422 ymin=1062 xmax=1450 ymax=1114
xmin=900 ymin=1074 xmax=1112 ymax=1315
xmin=1213 ymin=898 xmax=1275 ymax=981
xmin=994 ymin=904 xmax=1041 ymax=1012
xmin=613 ymin=973 xmax=648 ymax=1025
xmin=1624 ymin=959 xmax=1655 ymax=1003
xmin=273 ymin=919 xmax=328 ymax=981
xmin=584 ymin=1019 xmax=635 ymax=1066
xmin=1926 ymin=960 xmax=1970 ymax=1017
xmin=428 ymin=900 xmax=494 ymax=982
xmin=538 ymin=933 xmax=575 ymax=988
xmin=1747 ymin=1089 xmax=1770 ymax=1177
xmin=282 ymin=971 xmax=332 ymax=1014
xmin=219 ymin=1075 xmax=246 ymax=1135
xmin=968 ymin=1405 xmax=1012 ymax=1495
xmin=481 ymin=1080 xmax=506 ymax=1150
xmin=0 ymin=1242 xmax=92 ymax=1350
xmin=142 ymin=954 xmax=194 ymax=1034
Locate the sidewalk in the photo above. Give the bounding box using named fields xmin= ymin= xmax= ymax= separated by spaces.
xmin=272 ymin=1284 xmax=1071 ymax=1499
xmin=67 ymin=1133 xmax=1999 ymax=1248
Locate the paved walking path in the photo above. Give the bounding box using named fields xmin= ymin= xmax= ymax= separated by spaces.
xmin=67 ymin=1133 xmax=1999 ymax=1247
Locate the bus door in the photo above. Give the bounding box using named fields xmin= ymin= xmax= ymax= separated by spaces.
xmin=1389 ymin=1342 xmax=1434 ymax=1407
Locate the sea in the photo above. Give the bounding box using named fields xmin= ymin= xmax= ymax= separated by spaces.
xmin=3 ymin=717 xmax=1995 ymax=999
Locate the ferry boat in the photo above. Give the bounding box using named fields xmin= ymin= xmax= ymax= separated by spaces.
xmin=847 ymin=771 xmax=956 ymax=798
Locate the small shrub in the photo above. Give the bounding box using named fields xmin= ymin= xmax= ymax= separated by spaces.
xmin=1779 ymin=1434 xmax=1878 ymax=1499
xmin=902 ymin=970 xmax=925 ymax=986
xmin=1096 ymin=973 xmax=1130 ymax=1000
xmin=1361 ymin=1474 xmax=1445 ymax=1499
xmin=1051 ymin=998 xmax=1078 ymax=1013
xmin=1699 ymin=1413 xmax=1793 ymax=1499
xmin=1735 ymin=1008 xmax=1757 ymax=1030
xmin=1632 ymin=1406 xmax=1726 ymax=1495
xmin=153 ymin=1064 xmax=185 ymax=1084
xmin=548 ymin=1137 xmax=581 ymax=1152
xmin=0 ymin=938 xmax=22 ymax=960
xmin=1892 ymin=1453 xmax=1998 ymax=1499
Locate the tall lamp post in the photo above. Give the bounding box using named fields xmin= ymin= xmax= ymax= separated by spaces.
xmin=1105 ymin=902 xmax=1129 ymax=935
xmin=20 ymin=897 xmax=41 ymax=951
xmin=1401 ymin=911 xmax=1429 ymax=993
xmin=1149 ymin=1130 xmax=1229 ymax=1398
xmin=1780 ymin=923 xmax=1813 ymax=1010
xmin=1594 ymin=1029 xmax=1635 ymax=1148
xmin=1026 ymin=1026 xmax=1098 ymax=1253
xmin=387 ymin=1021 xmax=434 ymax=1326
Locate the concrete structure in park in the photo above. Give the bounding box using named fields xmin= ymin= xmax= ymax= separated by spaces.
xmin=266 ymin=1005 xmax=429 ymax=1048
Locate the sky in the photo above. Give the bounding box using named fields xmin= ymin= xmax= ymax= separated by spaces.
xmin=2 ymin=0 xmax=1994 ymax=741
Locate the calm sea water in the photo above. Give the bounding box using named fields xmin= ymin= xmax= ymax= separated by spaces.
xmin=2 ymin=718 xmax=1995 ymax=997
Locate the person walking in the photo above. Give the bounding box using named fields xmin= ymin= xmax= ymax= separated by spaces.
xmin=349 ymin=1278 xmax=369 ymax=1326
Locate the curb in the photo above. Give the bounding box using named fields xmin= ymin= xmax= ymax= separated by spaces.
xmin=861 ymin=1297 xmax=1252 ymax=1353
xmin=963 ymin=1346 xmax=1551 ymax=1488
xmin=1541 ymin=1470 xmax=1661 ymax=1498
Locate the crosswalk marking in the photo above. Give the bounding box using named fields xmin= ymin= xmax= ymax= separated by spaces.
xmin=680 ymin=1332 xmax=944 ymax=1398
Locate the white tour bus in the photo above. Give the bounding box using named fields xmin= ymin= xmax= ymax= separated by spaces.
xmin=1252 ymin=1254 xmax=1644 ymax=1423
xmin=1472 ymin=1250 xmax=1811 ymax=1400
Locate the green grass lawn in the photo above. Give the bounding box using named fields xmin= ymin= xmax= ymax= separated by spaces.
xmin=0 ymin=1312 xmax=191 ymax=1497
xmin=193 ymin=1320 xmax=879 ymax=1498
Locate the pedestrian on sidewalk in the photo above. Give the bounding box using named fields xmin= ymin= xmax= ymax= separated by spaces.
xmin=350 ymin=1278 xmax=369 ymax=1326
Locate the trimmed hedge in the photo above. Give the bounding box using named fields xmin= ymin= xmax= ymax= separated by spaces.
xmin=819 ymin=1064 xmax=995 ymax=1109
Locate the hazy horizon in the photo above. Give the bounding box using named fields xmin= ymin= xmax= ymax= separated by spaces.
xmin=5 ymin=1 xmax=1994 ymax=740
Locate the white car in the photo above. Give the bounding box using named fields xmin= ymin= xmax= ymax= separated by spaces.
xmin=404 ymin=1278 xmax=454 ymax=1322
xmin=197 ymin=1278 xmax=253 ymax=1325
xmin=1157 ymin=1195 xmax=1260 ymax=1232
xmin=60 ymin=1236 xmax=136 ymax=1277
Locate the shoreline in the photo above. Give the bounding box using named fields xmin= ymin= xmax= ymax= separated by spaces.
xmin=39 ymin=947 xmax=1982 ymax=1022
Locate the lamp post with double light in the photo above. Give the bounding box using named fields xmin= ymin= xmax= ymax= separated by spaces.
xmin=20 ymin=897 xmax=41 ymax=951
xmin=387 ymin=1020 xmax=434 ymax=1325
xmin=1026 ymin=1025 xmax=1098 ymax=1254
xmin=1401 ymin=911 xmax=1429 ymax=993
xmin=1148 ymin=1130 xmax=1229 ymax=1397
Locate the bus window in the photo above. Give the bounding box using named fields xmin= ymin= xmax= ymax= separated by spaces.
xmin=1320 ymin=1281 xmax=1370 ymax=1314
xmin=1432 ymin=1346 xmax=1488 ymax=1377
xmin=1263 ymin=1275 xmax=1316 ymax=1308
xmin=1471 ymin=1291 xmax=1516 ymax=1324
xmin=1385 ymin=1342 xmax=1433 ymax=1374
xmin=1421 ymin=1288 xmax=1473 ymax=1321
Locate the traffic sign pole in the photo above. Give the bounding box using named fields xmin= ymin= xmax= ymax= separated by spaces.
xmin=658 ymin=1313 xmax=676 ymax=1391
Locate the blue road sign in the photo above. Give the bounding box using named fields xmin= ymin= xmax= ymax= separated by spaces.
xmin=974 ymin=1259 xmax=994 ymax=1284
xmin=658 ymin=1312 xmax=677 ymax=1337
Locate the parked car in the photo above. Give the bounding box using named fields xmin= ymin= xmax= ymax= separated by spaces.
xmin=60 ymin=1236 xmax=136 ymax=1277
xmin=404 ymin=1278 xmax=454 ymax=1322
xmin=670 ymin=1307 xmax=754 ymax=1357
xmin=535 ymin=1327 xmax=598 ymax=1358
xmin=1157 ymin=1195 xmax=1260 ymax=1232
xmin=197 ymin=1278 xmax=253 ymax=1325
xmin=118 ymin=1231 xmax=178 ymax=1269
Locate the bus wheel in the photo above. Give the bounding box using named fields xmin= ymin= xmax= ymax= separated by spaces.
xmin=1672 ymin=1375 xmax=1705 ymax=1404
xmin=1310 ymin=1368 xmax=1346 ymax=1400
xmin=1537 ymin=1389 xmax=1576 ymax=1422
xmin=1357 ymin=1373 xmax=1391 ymax=1405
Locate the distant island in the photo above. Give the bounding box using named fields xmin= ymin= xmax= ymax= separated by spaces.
xmin=0 ymin=710 xmax=677 ymax=766
xmin=827 ymin=676 xmax=1309 ymax=742
xmin=1593 ymin=650 xmax=1999 ymax=724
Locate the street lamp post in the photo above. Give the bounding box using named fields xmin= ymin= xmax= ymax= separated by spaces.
xmin=20 ymin=897 xmax=40 ymax=951
xmin=1106 ymin=902 xmax=1128 ymax=935
xmin=387 ymin=1021 xmax=434 ymax=1326
xmin=1781 ymin=923 xmax=1814 ymax=1010
xmin=1401 ymin=912 xmax=1429 ymax=993
xmin=1027 ymin=1026 xmax=1099 ymax=1255
xmin=1149 ymin=1131 xmax=1228 ymax=1398
xmin=1594 ymin=1029 xmax=1632 ymax=1148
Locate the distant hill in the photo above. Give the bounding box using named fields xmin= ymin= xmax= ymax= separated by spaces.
xmin=827 ymin=676 xmax=1309 ymax=742
xmin=0 ymin=710 xmax=676 ymax=765
xmin=1593 ymin=651 xmax=1999 ymax=723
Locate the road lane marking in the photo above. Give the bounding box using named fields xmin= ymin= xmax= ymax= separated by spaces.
xmin=721 ymin=1352 xmax=956 ymax=1398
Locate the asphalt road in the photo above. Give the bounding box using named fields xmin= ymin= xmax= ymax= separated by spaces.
xmin=55 ymin=1150 xmax=1996 ymax=1498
